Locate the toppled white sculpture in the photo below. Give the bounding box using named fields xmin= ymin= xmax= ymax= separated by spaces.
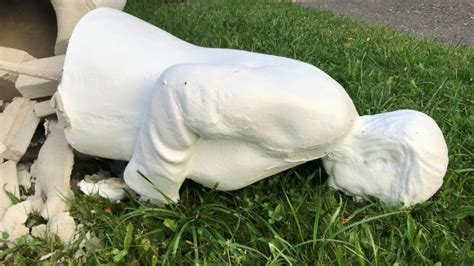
xmin=59 ymin=9 xmax=448 ymax=206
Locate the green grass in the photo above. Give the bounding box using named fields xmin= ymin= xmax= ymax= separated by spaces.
xmin=4 ymin=0 xmax=473 ymax=264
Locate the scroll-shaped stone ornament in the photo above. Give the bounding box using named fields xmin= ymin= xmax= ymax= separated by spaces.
xmin=58 ymin=9 xmax=448 ymax=206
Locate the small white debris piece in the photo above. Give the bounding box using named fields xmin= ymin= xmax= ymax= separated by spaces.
xmin=0 ymin=47 xmax=35 ymax=101
xmin=15 ymin=55 xmax=65 ymax=99
xmin=0 ymin=161 xmax=20 ymax=217
xmin=79 ymin=176 xmax=128 ymax=202
xmin=47 ymin=212 xmax=76 ymax=244
xmin=33 ymin=100 xmax=56 ymax=118
xmin=0 ymin=201 xmax=31 ymax=228
xmin=31 ymin=120 xmax=74 ymax=219
xmin=31 ymin=224 xmax=47 ymax=238
xmin=50 ymin=0 xmax=127 ymax=55
xmin=17 ymin=168 xmax=32 ymax=190
xmin=0 ymin=98 xmax=40 ymax=161
xmin=0 ymin=201 xmax=31 ymax=247
xmin=39 ymin=252 xmax=54 ymax=261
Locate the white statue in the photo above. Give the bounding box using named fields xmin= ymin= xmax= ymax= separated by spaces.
xmin=58 ymin=9 xmax=448 ymax=206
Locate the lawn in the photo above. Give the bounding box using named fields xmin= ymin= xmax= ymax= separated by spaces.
xmin=4 ymin=0 xmax=473 ymax=264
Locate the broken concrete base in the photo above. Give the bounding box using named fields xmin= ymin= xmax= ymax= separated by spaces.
xmin=0 ymin=98 xmax=40 ymax=161
xmin=15 ymin=55 xmax=64 ymax=99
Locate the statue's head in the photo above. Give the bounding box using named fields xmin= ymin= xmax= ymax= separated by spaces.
xmin=322 ymin=110 xmax=448 ymax=206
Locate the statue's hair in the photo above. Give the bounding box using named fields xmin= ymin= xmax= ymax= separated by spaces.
xmin=323 ymin=110 xmax=448 ymax=206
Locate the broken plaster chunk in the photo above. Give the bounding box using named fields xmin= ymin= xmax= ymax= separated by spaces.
xmin=33 ymin=100 xmax=56 ymax=118
xmin=4 ymin=224 xmax=29 ymax=248
xmin=0 ymin=98 xmax=40 ymax=161
xmin=0 ymin=196 xmax=45 ymax=246
xmin=0 ymin=197 xmax=43 ymax=244
xmin=0 ymin=161 xmax=20 ymax=216
xmin=0 ymin=201 xmax=31 ymax=228
xmin=17 ymin=168 xmax=32 ymax=190
xmin=15 ymin=55 xmax=65 ymax=99
xmin=26 ymin=195 xmax=44 ymax=213
xmin=47 ymin=212 xmax=76 ymax=244
xmin=79 ymin=176 xmax=129 ymax=202
xmin=0 ymin=47 xmax=35 ymax=101
xmin=50 ymin=0 xmax=127 ymax=55
xmin=31 ymin=224 xmax=47 ymax=238
xmin=31 ymin=120 xmax=74 ymax=219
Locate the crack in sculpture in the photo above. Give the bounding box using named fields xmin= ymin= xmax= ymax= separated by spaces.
xmin=58 ymin=8 xmax=449 ymax=206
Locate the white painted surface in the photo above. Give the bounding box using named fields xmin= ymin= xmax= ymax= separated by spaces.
xmin=60 ymin=9 xmax=448 ymax=206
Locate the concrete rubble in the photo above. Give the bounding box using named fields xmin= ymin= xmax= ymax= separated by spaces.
xmin=0 ymin=47 xmax=35 ymax=101
xmin=0 ymin=0 xmax=128 ymax=248
xmin=15 ymin=55 xmax=65 ymax=99
xmin=32 ymin=120 xmax=74 ymax=219
xmin=33 ymin=99 xmax=56 ymax=118
xmin=78 ymin=174 xmax=129 ymax=203
xmin=47 ymin=212 xmax=77 ymax=243
xmin=0 ymin=97 xmax=40 ymax=162
xmin=0 ymin=161 xmax=19 ymax=218
xmin=0 ymin=95 xmax=80 ymax=246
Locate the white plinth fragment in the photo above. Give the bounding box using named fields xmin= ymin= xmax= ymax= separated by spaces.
xmin=0 ymin=47 xmax=35 ymax=101
xmin=15 ymin=55 xmax=65 ymax=99
xmin=78 ymin=175 xmax=128 ymax=202
xmin=0 ymin=98 xmax=40 ymax=161
xmin=33 ymin=100 xmax=56 ymax=118
xmin=31 ymin=120 xmax=74 ymax=219
xmin=47 ymin=212 xmax=76 ymax=244
xmin=0 ymin=161 xmax=20 ymax=217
